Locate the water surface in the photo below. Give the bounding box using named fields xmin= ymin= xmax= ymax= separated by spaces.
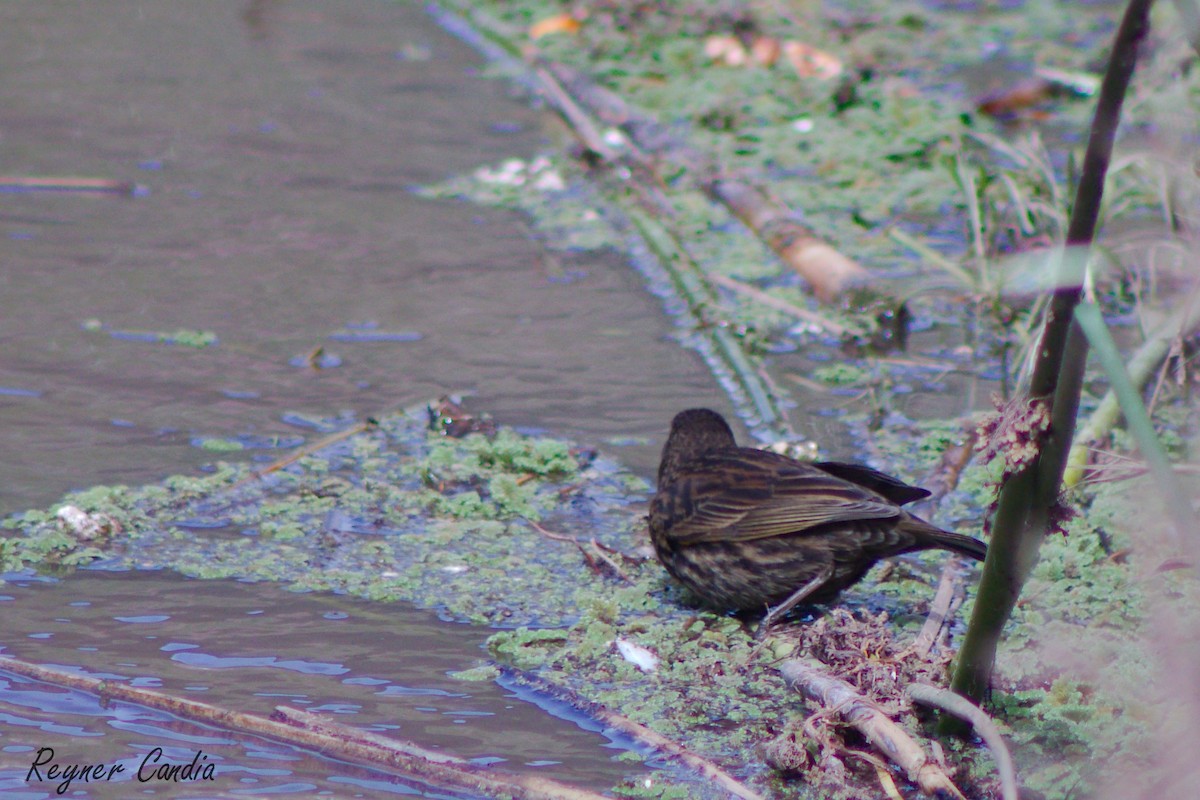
xmin=0 ymin=0 xmax=714 ymax=795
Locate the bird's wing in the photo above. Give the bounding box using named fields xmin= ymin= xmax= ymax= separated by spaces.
xmin=664 ymin=451 xmax=903 ymax=546
xmin=813 ymin=461 xmax=931 ymax=505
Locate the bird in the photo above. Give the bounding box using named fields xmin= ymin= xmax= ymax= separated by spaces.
xmin=648 ymin=408 xmax=987 ymax=628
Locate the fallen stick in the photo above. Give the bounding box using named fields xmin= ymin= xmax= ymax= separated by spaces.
xmin=0 ymin=175 xmax=136 ymax=194
xmin=910 ymin=558 xmax=966 ymax=658
xmin=525 ymin=518 xmax=636 ymax=584
xmin=910 ymin=424 xmax=981 ymax=655
xmin=906 ymin=682 xmax=1018 ymax=800
xmin=707 ymin=272 xmax=855 ymax=338
xmin=535 ymin=60 xmax=876 ymax=307
xmin=779 ymin=658 xmax=966 ymax=799
xmin=628 ymin=208 xmax=792 ymax=434
xmin=0 ymin=655 xmax=611 ymax=800
xmin=589 ymin=705 xmax=767 ymax=800
xmin=706 ymin=179 xmax=870 ymax=303
xmin=532 ymin=63 xmax=625 ymax=164
xmin=504 ymin=669 xmax=767 ymax=800
xmin=233 ymin=420 xmax=374 ymax=488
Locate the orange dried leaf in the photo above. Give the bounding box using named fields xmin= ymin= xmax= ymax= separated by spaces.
xmin=529 ymin=13 xmax=580 ymax=39
xmin=977 ymin=78 xmax=1054 ymax=116
xmin=782 ymin=40 xmax=843 ymax=80
xmin=750 ymin=36 xmax=782 ymax=67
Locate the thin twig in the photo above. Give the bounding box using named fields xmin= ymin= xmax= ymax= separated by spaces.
xmin=872 ymin=761 xmax=906 ymax=800
xmin=911 ymin=558 xmax=965 ymax=658
xmin=0 ymin=175 xmax=136 ymax=194
xmin=525 ymin=517 xmax=577 ymax=542
xmin=525 ymin=519 xmax=636 ymax=583
xmin=504 ymin=669 xmax=767 ymax=800
xmin=531 ymin=64 xmax=623 ymax=162
xmin=233 ymin=421 xmax=374 ymax=488
xmin=907 ymin=682 xmax=1019 ymax=800
xmin=707 ymin=272 xmax=853 ymax=337
xmin=906 ymin=424 xmax=979 ymax=654
xmin=588 ymin=537 xmax=634 ymax=584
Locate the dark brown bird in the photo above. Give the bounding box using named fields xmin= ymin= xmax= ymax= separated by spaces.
xmin=649 ymin=408 xmax=986 ymax=627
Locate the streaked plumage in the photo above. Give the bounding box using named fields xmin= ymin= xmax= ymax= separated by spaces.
xmin=649 ymin=408 xmax=986 ymax=621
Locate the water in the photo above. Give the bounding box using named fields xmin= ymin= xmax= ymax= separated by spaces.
xmin=0 ymin=571 xmax=637 ymax=798
xmin=0 ymin=0 xmax=726 ymax=517
xmin=0 ymin=1 xmax=1007 ymax=796
xmin=0 ymin=0 xmax=719 ymax=795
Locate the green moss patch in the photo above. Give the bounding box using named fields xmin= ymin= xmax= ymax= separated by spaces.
xmin=3 ymin=406 xmax=650 ymax=628
xmin=4 ymin=403 xmax=1197 ymax=798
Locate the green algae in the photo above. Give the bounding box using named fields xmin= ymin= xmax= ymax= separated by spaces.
xmin=0 ymin=526 xmax=106 ymax=574
xmin=2 ymin=407 xmax=646 ymax=629
xmin=810 ymin=363 xmax=871 ymax=387
xmin=5 ymin=399 xmax=1197 ymax=798
xmin=162 ymin=329 xmax=220 ymax=348
xmin=424 ymin=0 xmax=1193 ymax=400
xmin=1 ymin=404 xmax=798 ymax=796
xmin=3 ymin=2 xmax=1194 ymax=797
xmin=0 ymin=402 xmax=890 ymax=797
xmin=447 ymin=664 xmax=502 ymax=682
xmin=196 ymin=437 xmax=245 ymax=452
xmin=612 ymin=779 xmax=693 ymax=799
xmin=81 ymin=319 xmax=220 ymax=347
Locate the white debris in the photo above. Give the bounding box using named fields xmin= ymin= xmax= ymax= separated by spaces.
xmin=55 ymin=505 xmax=116 ymax=540
xmin=615 ymin=637 xmax=659 ymax=673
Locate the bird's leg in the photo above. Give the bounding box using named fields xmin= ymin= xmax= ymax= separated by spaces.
xmin=755 ymin=566 xmax=832 ymax=637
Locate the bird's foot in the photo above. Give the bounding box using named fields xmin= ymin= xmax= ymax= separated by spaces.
xmin=754 ymin=568 xmax=832 ymax=639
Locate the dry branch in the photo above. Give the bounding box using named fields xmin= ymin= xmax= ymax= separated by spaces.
xmin=911 ymin=425 xmax=981 ymax=513
xmin=503 ymin=669 xmax=767 ymax=800
xmin=706 ymin=179 xmax=870 ymax=303
xmin=910 ymin=561 xmax=967 ymax=659
xmin=538 ymin=58 xmax=877 ymax=306
xmin=706 ymin=272 xmax=855 ymax=337
xmin=779 ymin=658 xmax=966 ymax=799
xmin=0 ymin=175 xmax=136 ymax=194
xmin=0 ymin=655 xmax=611 ymax=800
xmin=910 ymin=424 xmax=982 ymax=655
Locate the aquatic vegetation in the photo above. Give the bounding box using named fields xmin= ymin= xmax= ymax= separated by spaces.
xmin=3 ymin=399 xmax=1194 ymax=798
xmin=2 ymin=408 xmax=646 ymax=628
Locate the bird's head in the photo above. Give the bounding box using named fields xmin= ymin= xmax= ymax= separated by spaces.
xmin=658 ymin=408 xmax=737 ymax=484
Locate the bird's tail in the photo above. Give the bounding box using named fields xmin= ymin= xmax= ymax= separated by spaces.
xmin=908 ymin=520 xmax=988 ymax=561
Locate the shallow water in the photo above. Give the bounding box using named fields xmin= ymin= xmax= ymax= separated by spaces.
xmin=0 ymin=0 xmax=716 ymax=795
xmin=0 ymin=0 xmax=1005 ymax=796
xmin=0 ymin=0 xmax=727 ymax=518
xmin=0 ymin=571 xmax=638 ymax=798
